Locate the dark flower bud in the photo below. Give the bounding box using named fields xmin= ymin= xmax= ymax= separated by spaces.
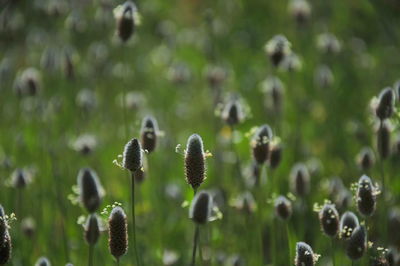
xmin=205 ymin=66 xmax=227 ymax=89
xmin=21 ymin=217 xmax=36 ymax=239
xmin=340 ymin=211 xmax=359 ymax=239
xmin=184 ymin=134 xmax=206 ymax=190
xmin=11 ymin=168 xmax=29 ymax=189
xmin=84 ymin=214 xmax=100 ymax=245
xmin=376 ymin=87 xmax=395 ymax=121
xmin=114 ymin=1 xmax=137 ymax=42
xmin=0 ymin=233 xmax=11 ymax=265
xmin=108 ymin=207 xmax=128 ymax=260
xmin=77 ymin=168 xmax=105 ymax=213
xmin=385 ymin=246 xmax=397 ymax=266
xmin=288 ymin=0 xmax=311 ymax=25
xmin=377 ymin=121 xmax=391 ymax=159
xmin=356 ymin=175 xmax=377 ymax=217
xmin=140 ymin=116 xmax=158 ymax=153
xmin=346 ymin=226 xmax=367 ymax=261
xmin=221 ymin=100 xmax=244 ymax=126
xmin=356 ymin=147 xmax=375 ymax=171
xmin=269 ymin=142 xmax=282 ymax=169
xmin=264 ymin=35 xmax=292 ymax=67
xmin=274 ymin=196 xmax=292 ymax=220
xmin=251 ymin=125 xmax=273 ymax=165
xmin=371 ymin=256 xmax=389 ymax=266
xmin=35 ymin=257 xmax=51 ymax=266
xmin=189 ymin=191 xmax=212 ymax=224
xmin=290 ymin=163 xmax=310 ymax=197
xmin=261 ymin=76 xmax=284 ymax=114
xmin=295 ymin=242 xmax=315 ymax=266
xmin=122 ymin=138 xmax=143 ymax=172
xmin=318 ymin=203 xmax=339 ymax=237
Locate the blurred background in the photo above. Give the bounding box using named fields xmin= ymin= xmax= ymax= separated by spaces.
xmin=1 ymin=0 xmax=400 ymax=265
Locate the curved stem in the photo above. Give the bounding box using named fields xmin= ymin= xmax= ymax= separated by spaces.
xmin=191 ymin=225 xmax=200 ymax=266
xmin=131 ymin=172 xmax=141 ymax=266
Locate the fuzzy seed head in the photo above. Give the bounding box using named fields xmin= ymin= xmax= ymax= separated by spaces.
xmin=84 ymin=214 xmax=100 ymax=245
xmin=251 ymin=125 xmax=273 ymax=165
xmin=269 ymin=143 xmax=282 ymax=169
xmin=264 ymin=35 xmax=292 ymax=67
xmin=189 ymin=191 xmax=212 ymax=224
xmin=11 ymin=168 xmax=29 ymax=189
xmin=184 ymin=134 xmax=206 ymax=189
xmin=356 ymin=175 xmax=377 ymax=217
xmin=316 ymin=33 xmax=341 ymax=54
xmin=356 ymin=147 xmax=375 ymax=171
xmin=377 ymin=121 xmax=391 ymax=159
xmin=123 ymin=138 xmax=143 ymax=172
xmin=346 ymin=226 xmax=367 ymax=261
xmin=376 ymin=87 xmax=395 ymax=120
xmin=318 ymin=203 xmax=339 ymax=237
xmin=290 ymin=163 xmax=310 ymax=197
xmin=77 ymin=168 xmax=104 ymax=213
xmin=288 ymin=0 xmax=311 ymax=25
xmin=114 ymin=1 xmax=137 ymax=42
xmin=261 ymin=76 xmax=284 ymax=114
xmin=0 ymin=233 xmax=11 ymax=265
xmin=108 ymin=207 xmax=128 ymax=259
xmin=340 ymin=211 xmax=359 ymax=239
xmin=295 ymin=242 xmax=315 ymax=266
xmin=221 ymin=100 xmax=244 ymax=126
xmin=35 ymin=257 xmax=51 ymax=266
xmin=140 ymin=116 xmax=159 ymax=153
xmin=274 ymin=196 xmax=292 ymax=220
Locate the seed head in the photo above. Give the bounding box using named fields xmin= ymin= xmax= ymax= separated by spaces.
xmin=356 ymin=175 xmax=377 ymax=217
xmin=274 ymin=196 xmax=292 ymax=220
xmin=14 ymin=68 xmax=41 ymax=97
xmin=108 ymin=206 xmax=128 ymax=260
xmin=0 ymin=205 xmax=8 ymax=244
xmin=356 ymin=147 xmax=375 ymax=171
xmin=314 ymin=65 xmax=334 ymax=88
xmin=290 ymin=163 xmax=310 ymax=197
xmin=261 ymin=76 xmax=284 ymax=114
xmin=0 ymin=233 xmax=11 ymax=265
xmin=251 ymin=125 xmax=273 ymax=165
xmin=77 ymin=168 xmax=105 ymax=213
xmin=140 ymin=116 xmax=159 ymax=153
xmin=269 ymin=142 xmax=282 ymax=169
xmin=35 ymin=257 xmax=51 ymax=266
xmin=340 ymin=211 xmax=359 ymax=239
xmin=84 ymin=214 xmax=100 ymax=245
xmin=205 ymin=66 xmax=227 ymax=89
xmin=288 ymin=0 xmax=311 ymax=25
xmin=189 ymin=191 xmax=212 ymax=224
xmin=221 ymin=100 xmax=244 ymax=126
xmin=316 ymin=33 xmax=341 ymax=54
xmin=318 ymin=203 xmax=339 ymax=237
xmin=295 ymin=242 xmax=315 ymax=266
xmin=377 ymin=120 xmax=391 ymax=159
xmin=122 ymin=138 xmax=143 ymax=172
xmin=21 ymin=217 xmax=36 ymax=239
xmin=114 ymin=1 xmax=137 ymax=42
xmin=184 ymin=134 xmax=206 ymax=190
xmin=346 ymin=226 xmax=367 ymax=261
xmin=264 ymin=35 xmax=292 ymax=67
xmin=10 ymin=168 xmax=30 ymax=189
xmin=376 ymin=87 xmax=395 ymax=121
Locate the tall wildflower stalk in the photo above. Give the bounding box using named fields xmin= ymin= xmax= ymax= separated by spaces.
xmin=122 ymin=138 xmax=142 ymax=266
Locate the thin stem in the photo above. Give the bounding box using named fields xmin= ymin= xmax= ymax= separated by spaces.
xmin=229 ymin=126 xmax=243 ymax=186
xmin=286 ymin=223 xmax=292 ymax=266
xmin=352 ymin=260 xmax=354 ymax=266
xmin=191 ymin=225 xmax=200 ymax=266
xmin=116 ymin=258 xmax=120 ymax=266
xmin=130 ymin=172 xmax=141 ymax=266
xmin=331 ymin=238 xmax=335 ymax=266
xmin=88 ymin=244 xmax=94 ymax=266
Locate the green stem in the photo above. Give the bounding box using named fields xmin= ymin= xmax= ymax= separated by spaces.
xmin=88 ymin=244 xmax=94 ymax=266
xmin=286 ymin=223 xmax=292 ymax=266
xmin=116 ymin=258 xmax=120 ymax=266
xmin=131 ymin=172 xmax=141 ymax=266
xmin=191 ymin=225 xmax=200 ymax=266
xmin=229 ymin=126 xmax=243 ymax=185
xmin=331 ymin=239 xmax=335 ymax=266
